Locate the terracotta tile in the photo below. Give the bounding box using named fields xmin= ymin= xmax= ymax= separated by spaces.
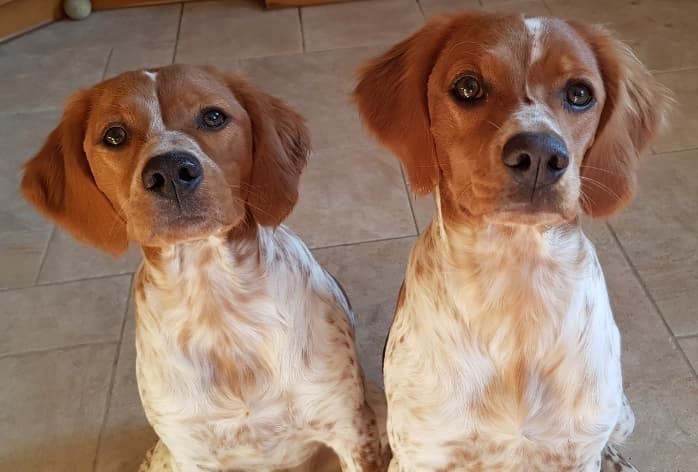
xmin=313 ymin=237 xmax=414 ymax=384
xmin=583 ymin=221 xmax=698 ymax=468
xmin=177 ymin=0 xmax=301 ymax=63
xmin=302 ymin=0 xmax=424 ymax=51
xmin=237 ymin=46 xmax=383 ymax=152
xmin=678 ymin=336 xmax=698 ymax=374
xmin=0 ymin=344 xmax=117 ymax=472
xmin=654 ymin=69 xmax=698 ymax=154
xmin=38 ymin=229 xmax=142 ymax=284
xmin=287 ymin=146 xmax=416 ymax=248
xmin=420 ymin=0 xmax=550 ymax=17
xmin=105 ymin=45 xmax=175 ymax=78
xmin=0 ymin=47 xmax=109 ymax=113
xmin=546 ymin=0 xmax=698 ymax=71
xmin=0 ymin=275 xmax=131 ymax=356
xmin=0 ymin=5 xmax=180 ymax=55
xmin=608 ymin=150 xmax=698 ymax=336
xmin=95 ymin=308 xmax=157 ymax=472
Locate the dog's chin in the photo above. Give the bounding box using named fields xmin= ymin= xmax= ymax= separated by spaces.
xmin=129 ymin=211 xmax=246 ymax=247
xmin=485 ymin=203 xmax=577 ymax=228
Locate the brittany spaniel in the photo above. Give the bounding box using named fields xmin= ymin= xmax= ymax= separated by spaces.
xmin=21 ymin=64 xmax=384 ymax=472
xmin=354 ymin=11 xmax=670 ymax=472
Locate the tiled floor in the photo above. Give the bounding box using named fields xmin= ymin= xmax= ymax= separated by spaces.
xmin=0 ymin=0 xmax=696 ymax=470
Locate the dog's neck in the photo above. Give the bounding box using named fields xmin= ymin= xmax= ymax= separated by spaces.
xmin=134 ymin=225 xmax=280 ymax=396
xmin=416 ymin=215 xmax=593 ymax=333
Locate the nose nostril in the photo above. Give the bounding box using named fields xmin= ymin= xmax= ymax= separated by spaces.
xmin=547 ymin=154 xmax=569 ymax=172
xmin=178 ymin=166 xmax=197 ymax=182
xmin=510 ymin=153 xmax=531 ymax=171
xmin=145 ymin=172 xmax=165 ymax=190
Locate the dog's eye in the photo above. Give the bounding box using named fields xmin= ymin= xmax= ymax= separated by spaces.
xmin=451 ymin=75 xmax=485 ymax=103
xmin=565 ymin=83 xmax=594 ymax=109
xmin=102 ymin=126 xmax=128 ymax=147
xmin=200 ymin=108 xmax=228 ymax=130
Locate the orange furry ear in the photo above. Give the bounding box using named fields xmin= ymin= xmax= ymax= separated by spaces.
xmin=230 ymin=77 xmax=310 ymax=227
xmin=354 ymin=16 xmax=454 ymax=196
xmin=21 ymin=91 xmax=128 ymax=255
xmin=571 ymin=22 xmax=672 ymax=218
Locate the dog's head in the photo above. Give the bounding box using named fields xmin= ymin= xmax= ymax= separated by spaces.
xmin=21 ymin=65 xmax=309 ymax=254
xmin=354 ymin=12 xmax=671 ymax=226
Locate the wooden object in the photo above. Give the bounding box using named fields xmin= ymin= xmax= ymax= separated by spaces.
xmin=0 ymin=0 xmax=63 ymax=42
xmin=265 ymin=0 xmax=348 ymax=6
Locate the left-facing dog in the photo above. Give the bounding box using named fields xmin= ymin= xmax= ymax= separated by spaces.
xmin=21 ymin=64 xmax=382 ymax=472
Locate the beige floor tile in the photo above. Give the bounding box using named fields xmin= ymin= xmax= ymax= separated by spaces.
xmin=546 ymin=0 xmax=698 ymax=71
xmin=314 ymin=237 xmax=414 ymax=384
xmin=678 ymin=336 xmax=698 ymax=374
xmin=0 ymin=275 xmax=130 ymax=356
xmin=0 ymin=344 xmax=117 ymax=472
xmin=0 ymin=110 xmax=61 ymax=233
xmin=420 ymin=0 xmax=550 ymax=17
xmin=176 ymin=0 xmax=301 ymax=63
xmin=411 ymin=194 xmax=435 ymax=232
xmin=302 ymin=0 xmax=424 ymax=51
xmin=95 ymin=308 xmax=157 ymax=472
xmin=608 ymin=150 xmax=698 ymax=336
xmin=0 ymin=47 xmax=109 ymax=113
xmin=287 ymin=146 xmax=416 ymax=248
xmin=105 ymin=45 xmax=175 ymax=78
xmin=38 ymin=229 xmax=142 ymax=284
xmin=0 ymin=5 xmax=180 ymax=55
xmin=655 ymin=69 xmax=698 ymax=154
xmin=583 ymin=221 xmax=698 ymax=468
xmin=0 ymin=229 xmax=51 ymax=290
xmin=237 ymin=46 xmax=383 ymax=151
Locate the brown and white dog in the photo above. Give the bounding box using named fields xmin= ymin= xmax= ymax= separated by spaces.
xmin=21 ymin=64 xmax=384 ymax=472
xmin=354 ymin=11 xmax=670 ymax=472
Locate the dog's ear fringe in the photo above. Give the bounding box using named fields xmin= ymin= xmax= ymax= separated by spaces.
xmin=21 ymin=90 xmax=128 ymax=255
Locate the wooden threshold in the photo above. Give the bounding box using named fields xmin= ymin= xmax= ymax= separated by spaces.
xmin=0 ymin=0 xmax=63 ymax=42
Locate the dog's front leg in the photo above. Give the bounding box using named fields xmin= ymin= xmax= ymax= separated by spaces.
xmin=328 ymin=401 xmax=384 ymax=472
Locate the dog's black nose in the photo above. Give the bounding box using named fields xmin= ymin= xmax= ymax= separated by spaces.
xmin=502 ymin=132 xmax=569 ymax=188
xmin=141 ymin=152 xmax=203 ymax=200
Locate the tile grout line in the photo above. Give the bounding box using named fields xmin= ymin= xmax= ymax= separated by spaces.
xmin=298 ymin=7 xmax=306 ymax=53
xmin=101 ymin=48 xmax=115 ymax=80
xmin=311 ymin=234 xmax=415 ymax=252
xmin=541 ymin=0 xmax=553 ymax=15
xmin=605 ymin=222 xmax=698 ymax=380
xmin=653 ymin=145 xmax=698 ymax=156
xmin=0 ymin=339 xmax=120 ymax=361
xmin=0 ymin=271 xmax=135 ymax=294
xmin=92 ymin=274 xmax=135 ymax=472
xmin=32 ymin=225 xmax=56 ymax=285
xmin=676 ymin=333 xmax=698 ymax=340
xmin=416 ymin=0 xmax=426 ymax=18
xmin=172 ymin=3 xmax=185 ymax=64
xmin=399 ymin=163 xmax=421 ymax=234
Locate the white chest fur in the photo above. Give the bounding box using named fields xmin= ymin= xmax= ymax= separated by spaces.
xmin=132 ymin=227 xmax=358 ymax=471
xmin=384 ymin=223 xmax=624 ymax=471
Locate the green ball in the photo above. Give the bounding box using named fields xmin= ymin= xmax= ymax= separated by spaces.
xmin=64 ymin=0 xmax=92 ymax=20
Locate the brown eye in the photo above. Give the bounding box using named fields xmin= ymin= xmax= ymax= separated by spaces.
xmin=565 ymin=82 xmax=594 ymax=109
xmin=452 ymin=75 xmax=485 ymax=103
xmin=102 ymin=126 xmax=127 ymax=147
xmin=200 ymin=108 xmax=228 ymax=130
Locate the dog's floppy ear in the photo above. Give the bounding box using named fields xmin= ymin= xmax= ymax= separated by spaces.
xmin=21 ymin=91 xmax=128 ymax=255
xmin=354 ymin=16 xmax=453 ymax=196
xmin=570 ymin=22 xmax=672 ymax=218
xmin=230 ymin=76 xmax=310 ymax=227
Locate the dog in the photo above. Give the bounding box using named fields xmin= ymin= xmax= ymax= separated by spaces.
xmin=21 ymin=64 xmax=384 ymax=472
xmin=354 ymin=11 xmax=670 ymax=472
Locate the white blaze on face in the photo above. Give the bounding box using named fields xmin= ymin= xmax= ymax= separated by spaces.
xmin=525 ymin=18 xmax=546 ymax=67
